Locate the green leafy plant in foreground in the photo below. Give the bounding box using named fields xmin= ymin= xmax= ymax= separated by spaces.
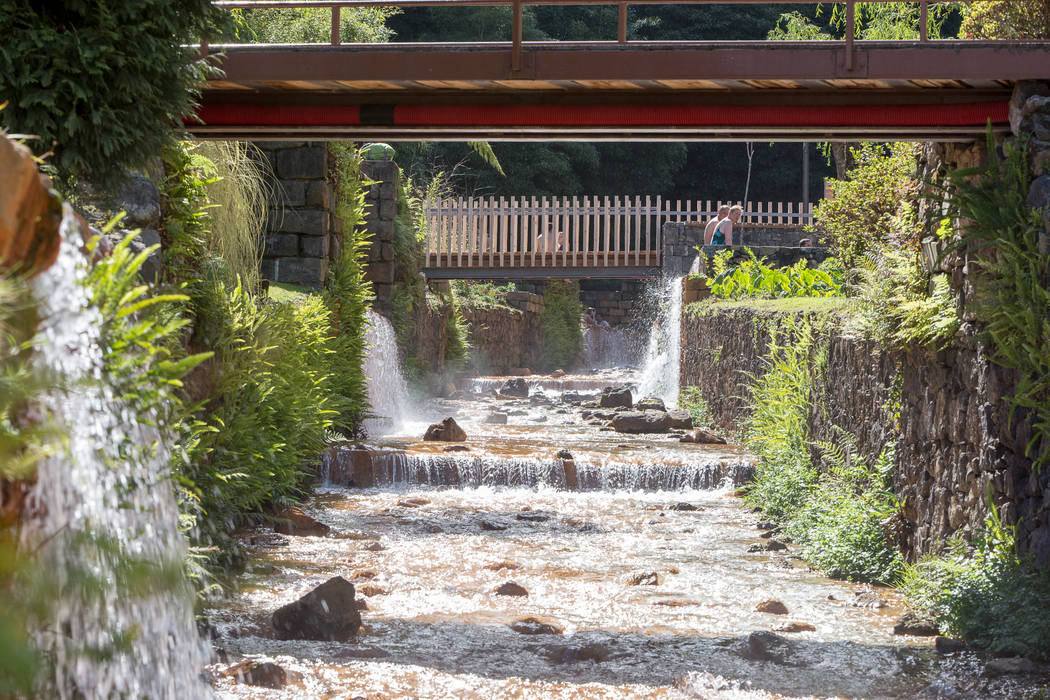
xmin=902 ymin=502 xmax=1050 ymax=660
xmin=707 ymin=249 xmax=843 ymax=300
xmin=540 ymin=280 xmax=583 ymax=371
xmin=678 ymin=386 xmax=711 ymax=428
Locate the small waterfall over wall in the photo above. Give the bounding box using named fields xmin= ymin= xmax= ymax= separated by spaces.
xmin=21 ymin=210 xmax=209 ymax=698
xmin=635 ymin=276 xmax=683 ymax=408
xmin=363 ymin=310 xmax=413 ymax=437
xmin=579 ymin=325 xmax=641 ymax=370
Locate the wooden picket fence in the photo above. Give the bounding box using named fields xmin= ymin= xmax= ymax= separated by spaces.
xmin=423 ymin=196 xmax=814 ymax=269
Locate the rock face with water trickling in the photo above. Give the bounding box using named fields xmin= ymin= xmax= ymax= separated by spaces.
xmin=611 ymin=410 xmax=671 ymax=433
xmin=272 ymin=576 xmax=362 ymax=641
xmin=599 ymin=386 xmax=633 ymax=408
xmin=423 ymin=417 xmax=467 ymax=442
xmin=499 ymin=377 xmax=530 ymax=397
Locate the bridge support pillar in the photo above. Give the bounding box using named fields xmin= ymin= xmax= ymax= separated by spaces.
xmin=661 ymin=221 xmax=704 ymax=277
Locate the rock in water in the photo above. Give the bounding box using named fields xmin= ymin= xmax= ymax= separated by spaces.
xmin=423 ymin=417 xmax=467 ymax=442
xmin=509 ymin=617 xmax=563 ymax=635
xmin=666 ymin=409 xmax=693 ymax=429
xmin=755 ymin=599 xmax=789 ymax=615
xmin=599 ymin=386 xmax=633 ymax=408
xmin=680 ymin=428 xmax=728 ymax=444
xmin=740 ymin=631 xmax=798 ymax=665
xmin=273 ymin=506 xmax=330 ymax=537
xmin=272 ymin=577 xmax=362 ymax=641
xmin=499 ymin=378 xmax=530 ymax=397
xmin=222 ymin=660 xmax=301 ymax=689
xmin=550 ymin=369 xmax=566 ymax=378
xmin=495 ymin=581 xmax=529 ymax=597
xmin=610 ymin=410 xmax=672 ymax=433
xmin=635 ymin=397 xmax=665 ymax=411
xmin=484 ymin=412 xmax=508 ymax=424
xmin=893 ymin=611 xmax=939 ymax=636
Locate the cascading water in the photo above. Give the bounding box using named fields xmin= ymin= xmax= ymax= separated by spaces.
xmin=362 ymin=310 xmax=413 ymax=437
xmin=635 ymin=275 xmax=683 ymax=407
xmin=578 ymin=324 xmax=640 ymax=370
xmin=21 ymin=208 xmax=209 ymax=698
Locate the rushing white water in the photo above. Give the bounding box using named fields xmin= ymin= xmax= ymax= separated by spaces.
xmin=363 ymin=310 xmax=413 ymax=437
xmin=21 ymin=207 xmax=210 ymax=699
xmin=635 ymin=276 xmax=683 ymax=408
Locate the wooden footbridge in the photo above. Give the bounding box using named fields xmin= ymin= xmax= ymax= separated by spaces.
xmin=421 ymin=196 xmax=810 ymax=278
xmin=192 ymin=0 xmax=1050 ymax=141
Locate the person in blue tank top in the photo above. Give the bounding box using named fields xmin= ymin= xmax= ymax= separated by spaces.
xmin=709 ymin=205 xmax=742 ymax=246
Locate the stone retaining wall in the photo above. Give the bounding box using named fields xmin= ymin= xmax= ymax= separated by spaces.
xmin=462 ymin=293 xmax=545 ymax=375
xmin=680 ymin=303 xmax=1050 ymax=568
xmin=661 ymin=221 xmax=827 ymax=276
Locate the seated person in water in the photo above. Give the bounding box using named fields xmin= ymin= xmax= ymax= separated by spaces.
xmin=703 ymin=205 xmax=730 ymax=246
xmin=709 ymin=205 xmax=741 ymax=246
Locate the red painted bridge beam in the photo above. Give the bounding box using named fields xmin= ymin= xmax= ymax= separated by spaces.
xmin=191 ymin=101 xmax=1009 ymax=129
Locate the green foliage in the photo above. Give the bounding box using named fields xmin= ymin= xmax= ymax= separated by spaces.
xmin=960 ymin=1 xmax=1050 ymax=39
xmin=770 ymin=3 xmax=954 ymax=41
xmin=326 ymin=144 xmax=375 ymax=435
xmin=540 ymin=280 xmax=583 ymax=371
xmin=902 ymin=504 xmax=1050 ymax=659
xmin=785 ymin=438 xmax=904 ymax=583
xmin=450 ymin=281 xmax=512 ymax=310
xmin=444 ymin=302 xmax=472 ymax=370
xmin=0 ymin=1 xmax=230 ymax=187
xmin=849 ymin=248 xmax=961 ymax=349
xmin=813 ymin=143 xmax=920 ymax=270
xmin=233 ymin=6 xmax=397 ymax=43
xmin=706 ymin=249 xmax=843 ymax=300
xmin=944 ymin=133 xmax=1050 ymax=466
xmin=678 ymin=386 xmax=711 ymax=427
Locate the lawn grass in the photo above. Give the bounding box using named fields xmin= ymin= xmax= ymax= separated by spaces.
xmin=268 ymin=281 xmax=317 ymax=303
xmin=686 ymin=296 xmax=852 ymax=317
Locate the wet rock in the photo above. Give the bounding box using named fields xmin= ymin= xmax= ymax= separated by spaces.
xmin=748 ymin=541 xmax=787 ymax=552
xmin=273 ymin=506 xmax=330 ymax=537
xmin=332 ymin=645 xmax=392 ymax=660
xmin=222 ymin=660 xmax=301 ymax=689
xmin=484 ymin=412 xmax=508 ymax=424
xmin=550 ymin=369 xmax=566 ymax=378
xmin=483 ymin=560 xmax=521 ymax=571
xmin=272 ymin=576 xmax=361 ymax=641
xmin=599 ymin=386 xmax=633 ymax=408
xmin=680 ymin=428 xmax=728 ymax=444
xmin=499 ymin=378 xmax=530 ymax=397
xmin=740 ymin=631 xmax=797 ymax=665
xmin=516 ymin=511 xmax=551 ymax=522
xmin=774 ymin=622 xmax=816 ymax=633
xmin=582 ymin=409 xmax=616 ymax=420
xmin=546 ymin=642 xmax=610 ymax=663
xmin=635 ymin=397 xmax=666 ymax=411
xmin=354 ymin=598 xmax=368 ymax=611
xmin=666 ymin=409 xmax=693 ymax=430
xmin=654 ymin=599 xmax=703 ymax=607
xmin=917 ymin=681 xmax=965 ymax=699
xmin=478 ymin=518 xmax=509 ymax=531
xmin=352 ymin=569 xmax=378 ymax=580
xmin=893 ymin=611 xmax=939 ymax=636
xmin=507 ymin=409 xmax=528 ymax=416
xmin=508 ymin=368 xmax=532 ymax=376
xmin=625 ymin=571 xmax=661 ymax=586
xmin=562 ymin=391 xmax=582 ymax=403
xmin=443 ymin=444 xmax=470 ymax=452
xmin=509 ymin=617 xmax=563 ymax=635
xmin=0 ymin=135 xmax=63 ymax=276
xmin=755 ymin=599 xmax=789 ymax=615
xmin=495 ymin=581 xmax=529 ymax=597
xmin=756 ymin=521 xmax=777 ymax=530
xmin=530 ymin=415 xmax=549 ymax=423
xmin=983 ymin=657 xmax=1039 ymax=676
xmin=363 ymin=541 xmax=384 ymax=552
xmin=611 ymin=410 xmax=672 ymax=434
xmin=935 ymin=636 xmax=968 ymax=654
xmin=850 ymin=590 xmax=887 ymax=609
xmin=422 ymin=521 xmax=444 ymax=533
xmin=423 ymin=417 xmax=467 ymax=442
xmin=357 ymin=584 xmax=386 ymax=597
xmin=556 ymin=449 xmax=574 ymax=460
xmin=398 ymin=497 xmax=431 ymax=507
xmin=668 ymin=502 xmax=699 ymax=511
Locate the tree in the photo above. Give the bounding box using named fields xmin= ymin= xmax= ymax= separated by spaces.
xmin=233 ymin=7 xmax=397 ymax=44
xmin=0 ymin=0 xmax=230 ymax=187
xmin=960 ymin=1 xmax=1050 ymax=39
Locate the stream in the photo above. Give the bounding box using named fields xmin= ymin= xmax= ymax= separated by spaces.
xmin=205 ymin=354 xmax=1039 ymax=699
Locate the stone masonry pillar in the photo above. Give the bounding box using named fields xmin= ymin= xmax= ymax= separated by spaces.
xmin=360 ymin=159 xmax=399 ymax=316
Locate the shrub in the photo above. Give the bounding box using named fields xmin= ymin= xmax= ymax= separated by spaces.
xmin=813 ymin=142 xmax=920 ymax=270
xmin=902 ymin=505 xmax=1050 ymax=659
xmin=539 ymin=280 xmax=582 ymax=370
xmin=678 ymin=386 xmax=711 ymax=427
xmin=706 ymin=249 xmax=843 ymax=300
xmin=0 ymin=1 xmax=230 ymax=187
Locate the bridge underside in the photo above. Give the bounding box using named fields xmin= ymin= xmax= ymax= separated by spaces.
xmin=423 ymin=266 xmax=661 ymax=279
xmin=191 ymin=41 xmax=1048 ymax=141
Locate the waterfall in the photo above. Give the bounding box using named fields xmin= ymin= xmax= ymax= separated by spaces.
xmin=363 ymin=310 xmax=413 ymax=437
xmin=579 ymin=324 xmax=640 ymax=370
xmin=20 ymin=208 xmax=210 ymax=698
xmin=635 ymin=276 xmax=683 ymax=408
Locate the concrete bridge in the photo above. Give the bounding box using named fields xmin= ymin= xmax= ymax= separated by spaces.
xmin=192 ymin=0 xmax=1050 ymax=141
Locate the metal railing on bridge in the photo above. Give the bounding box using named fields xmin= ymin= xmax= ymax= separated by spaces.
xmin=423 ymin=196 xmax=814 ymax=271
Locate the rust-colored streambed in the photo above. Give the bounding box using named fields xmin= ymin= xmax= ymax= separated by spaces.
xmin=207 ymin=375 xmax=1038 ymax=699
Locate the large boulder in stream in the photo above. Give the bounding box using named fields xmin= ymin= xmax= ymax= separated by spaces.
xmin=599 ymin=386 xmax=633 ymax=408
xmin=423 ymin=417 xmax=467 ymax=442
xmin=666 ymin=409 xmax=693 ymax=430
xmin=610 ymin=410 xmax=671 ymax=433
xmin=273 ymin=506 xmax=330 ymax=537
xmin=272 ymin=576 xmax=361 ymax=641
xmin=635 ymin=397 xmax=665 ymax=411
xmin=499 ymin=378 xmax=530 ymax=397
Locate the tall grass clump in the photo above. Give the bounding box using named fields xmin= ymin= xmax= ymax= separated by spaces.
xmin=902 ymin=504 xmax=1050 ymax=659
xmin=540 ymin=280 xmax=583 ymax=371
xmin=196 ymin=141 xmax=270 ymax=293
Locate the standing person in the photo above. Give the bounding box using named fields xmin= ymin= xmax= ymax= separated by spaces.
xmin=703 ymin=205 xmax=730 ymax=246
xmin=710 ymin=205 xmax=742 ymax=246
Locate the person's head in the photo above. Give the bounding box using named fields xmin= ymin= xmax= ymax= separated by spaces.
xmin=728 ymin=205 xmax=743 ymax=222
xmin=717 ymin=205 xmax=730 ymax=218
xmin=799 ymin=238 xmax=813 ymax=248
